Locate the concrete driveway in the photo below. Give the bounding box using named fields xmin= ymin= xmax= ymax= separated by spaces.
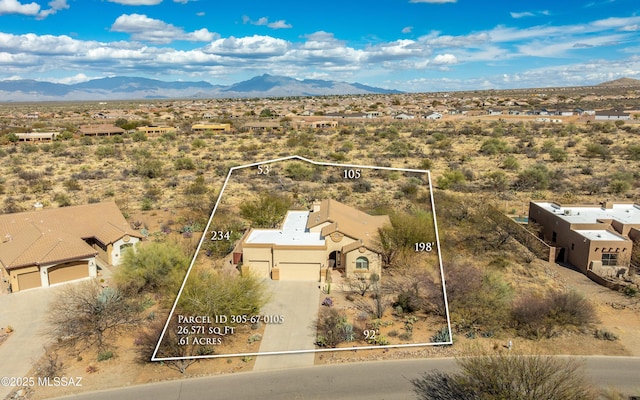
xmin=0 ymin=286 xmax=60 ymax=399
xmin=253 ymin=281 xmax=320 ymax=371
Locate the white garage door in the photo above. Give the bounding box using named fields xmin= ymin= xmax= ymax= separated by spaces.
xmin=278 ymin=262 xmax=321 ymax=281
xmin=246 ymin=260 xmax=270 ymax=279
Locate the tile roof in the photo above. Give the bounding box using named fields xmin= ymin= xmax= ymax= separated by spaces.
xmin=307 ymin=199 xmax=390 ymax=249
xmin=0 ymin=202 xmax=139 ymax=270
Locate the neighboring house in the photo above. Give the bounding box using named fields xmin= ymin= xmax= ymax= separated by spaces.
xmin=243 ymin=121 xmax=281 ymax=132
xmin=15 ymin=132 xmax=58 ymax=141
xmin=0 ymin=202 xmax=141 ymax=292
xmin=79 ymin=124 xmax=125 ymax=136
xmin=528 ymin=201 xmax=640 ymax=279
xmin=394 ymin=113 xmax=415 ymax=120
xmin=135 ymin=126 xmax=176 ymax=135
xmin=233 ymin=199 xmax=390 ymax=282
xmin=424 ymin=112 xmax=442 ymax=120
xmin=191 ymin=123 xmax=231 ymax=133
xmin=595 ymin=109 xmax=630 ymax=120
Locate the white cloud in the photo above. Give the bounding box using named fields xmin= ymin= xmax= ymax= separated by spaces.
xmin=51 ymin=73 xmax=93 ymax=84
xmin=110 ymin=14 xmax=216 ymax=44
xmin=510 ymin=11 xmax=534 ymax=19
xmin=267 ymin=20 xmax=292 ymax=29
xmin=203 ymin=35 xmax=290 ymax=57
xmin=0 ymin=0 xmax=40 ymax=16
xmin=38 ymin=0 xmax=69 ymax=19
xmin=107 ymin=0 xmax=162 ymax=5
xmin=402 ymin=26 xmax=413 ymax=34
xmin=0 ymin=0 xmax=69 ymax=18
xmin=432 ymin=53 xmax=457 ymax=64
xmin=243 ymin=15 xmax=292 ymax=29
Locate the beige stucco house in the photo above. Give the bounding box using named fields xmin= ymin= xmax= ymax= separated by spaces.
xmin=529 ymin=201 xmax=640 ymax=278
xmin=233 ymin=199 xmax=390 ymax=282
xmin=0 ymin=202 xmax=141 ymax=292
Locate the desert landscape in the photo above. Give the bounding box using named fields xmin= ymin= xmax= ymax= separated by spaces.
xmin=1 ymin=77 xmax=640 ymax=399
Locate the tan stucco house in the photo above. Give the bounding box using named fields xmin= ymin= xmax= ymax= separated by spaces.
xmin=0 ymin=202 xmax=141 ymax=292
xmin=233 ymin=199 xmax=390 ymax=282
xmin=529 ymin=201 xmax=640 ymax=278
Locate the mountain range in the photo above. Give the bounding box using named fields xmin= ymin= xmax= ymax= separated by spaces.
xmin=0 ymin=74 xmax=401 ymax=102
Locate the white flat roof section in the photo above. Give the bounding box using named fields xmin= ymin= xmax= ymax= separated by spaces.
xmin=246 ymin=211 xmax=325 ymax=246
xmin=573 ymin=230 xmax=627 ymax=242
xmin=534 ymin=202 xmax=640 ymax=225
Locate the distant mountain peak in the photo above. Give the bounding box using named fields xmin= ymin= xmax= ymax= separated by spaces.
xmin=597 ymin=77 xmax=640 ymax=87
xmin=0 ymin=74 xmax=402 ymax=101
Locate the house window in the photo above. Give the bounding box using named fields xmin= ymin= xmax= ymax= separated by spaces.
xmin=571 ymin=243 xmax=575 ymax=250
xmin=602 ymin=253 xmax=617 ymax=266
xmin=551 ymin=231 xmax=557 ymax=243
xmin=355 ymin=257 xmax=369 ymax=270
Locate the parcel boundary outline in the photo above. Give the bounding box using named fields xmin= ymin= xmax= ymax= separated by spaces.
xmin=152 ymin=155 xmax=452 ymax=362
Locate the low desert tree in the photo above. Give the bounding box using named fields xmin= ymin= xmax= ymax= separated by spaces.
xmin=376 ymin=208 xmax=436 ymax=268
xmin=136 ymin=317 xmax=213 ymax=373
xmin=515 ymin=164 xmax=550 ymax=190
xmin=445 ymin=262 xmax=513 ymax=335
xmin=315 ymin=308 xmax=355 ymax=348
xmin=114 ymin=241 xmax=190 ymax=297
xmin=47 ymin=281 xmax=143 ymax=351
xmin=239 ymin=192 xmax=293 ymax=228
xmin=413 ymin=353 xmax=597 ymax=400
xmin=511 ymin=290 xmax=597 ymax=339
xmin=178 ymin=269 xmax=269 ymax=322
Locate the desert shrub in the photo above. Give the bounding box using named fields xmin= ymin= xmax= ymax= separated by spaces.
xmin=594 ymin=329 xmax=618 ymax=341
xmin=95 ymin=145 xmax=118 ymax=159
xmin=609 ymin=179 xmax=631 ymax=194
xmin=114 ymin=241 xmax=189 ymax=296
xmin=430 ymin=326 xmax=451 ymax=343
xmin=239 ymin=192 xmax=292 ymax=228
xmin=549 ymin=147 xmax=568 ymax=162
xmin=515 ymin=164 xmax=550 ymax=190
xmin=627 ymin=144 xmax=640 ymax=161
xmin=131 ymin=131 xmax=147 ymax=142
xmin=511 ymin=290 xmax=597 ymax=339
xmin=63 ymin=178 xmax=82 ymax=191
xmin=376 ymin=208 xmax=435 ymax=268
xmin=97 ymin=350 xmax=114 ymax=361
xmin=48 ymin=282 xmax=142 ymax=351
xmin=178 ymin=269 xmax=269 ymax=323
xmin=284 ymin=161 xmax=314 ymax=181
xmin=479 ymin=138 xmax=508 ymax=155
xmin=584 ymin=142 xmax=610 ymax=159
xmin=352 ymin=180 xmax=372 ymax=193
xmin=316 ymin=308 xmax=354 ymax=348
xmin=174 ymin=156 xmax=196 ymax=170
xmin=386 ymin=141 xmax=410 ymax=157
xmin=437 ymin=169 xmax=466 ymax=190
xmin=413 ymin=353 xmax=597 ymax=400
xmin=135 ymin=158 xmax=164 ymax=178
xmin=445 ymin=262 xmax=513 ymax=335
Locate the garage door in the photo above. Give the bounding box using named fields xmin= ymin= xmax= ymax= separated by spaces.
xmin=48 ymin=261 xmax=89 ymax=285
xmin=17 ymin=271 xmax=41 ymax=291
xmin=278 ymin=262 xmax=321 ymax=281
xmin=246 ymin=260 xmax=270 ymax=279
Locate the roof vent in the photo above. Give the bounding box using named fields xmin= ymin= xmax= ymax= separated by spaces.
xmin=33 ymin=201 xmax=43 ymax=211
xmin=3 ymin=234 xmax=12 ymax=243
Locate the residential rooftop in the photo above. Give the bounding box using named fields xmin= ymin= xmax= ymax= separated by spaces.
xmin=573 ymin=230 xmax=627 ymax=242
xmin=532 ymin=201 xmax=640 ymax=225
xmin=245 ymin=211 xmax=325 ymax=247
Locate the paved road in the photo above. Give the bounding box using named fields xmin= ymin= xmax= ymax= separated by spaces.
xmin=0 ymin=286 xmax=59 ymax=399
xmin=253 ymin=281 xmax=320 ymax=371
xmin=50 ymin=356 xmax=640 ymax=400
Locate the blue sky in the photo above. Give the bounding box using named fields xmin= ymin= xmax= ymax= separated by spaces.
xmin=0 ymin=0 xmax=638 ymax=91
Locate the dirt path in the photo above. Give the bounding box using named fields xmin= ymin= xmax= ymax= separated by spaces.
xmin=550 ymin=263 xmax=640 ymax=356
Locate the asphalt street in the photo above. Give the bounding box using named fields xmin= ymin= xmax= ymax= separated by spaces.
xmin=50 ymin=356 xmax=640 ymax=400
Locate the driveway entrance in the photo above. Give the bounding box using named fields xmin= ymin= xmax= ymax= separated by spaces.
xmin=253 ymin=281 xmax=320 ymax=370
